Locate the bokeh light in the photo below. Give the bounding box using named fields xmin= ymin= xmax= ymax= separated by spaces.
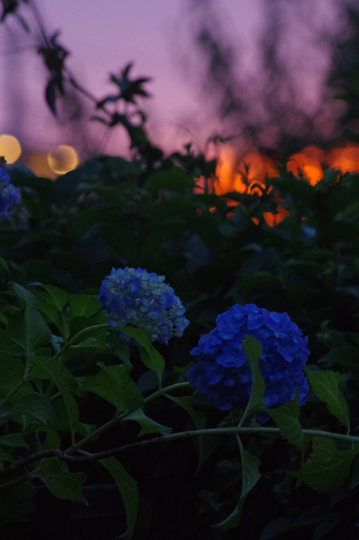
xmin=47 ymin=145 xmax=79 ymax=175
xmin=0 ymin=134 xmax=22 ymax=164
xmin=197 ymin=142 xmax=359 ymax=227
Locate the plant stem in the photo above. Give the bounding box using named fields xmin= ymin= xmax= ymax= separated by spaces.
xmin=65 ymin=382 xmax=191 ymax=454
xmin=52 ymin=323 xmax=110 ymax=363
xmin=2 ymin=423 xmax=358 ymax=482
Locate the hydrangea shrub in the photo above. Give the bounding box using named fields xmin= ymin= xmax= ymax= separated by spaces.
xmin=0 ymin=167 xmax=20 ymax=220
xmin=98 ymin=266 xmax=190 ymax=344
xmin=188 ymin=303 xmax=310 ymax=411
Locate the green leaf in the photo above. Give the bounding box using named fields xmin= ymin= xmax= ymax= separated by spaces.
xmin=32 ymin=356 xmax=79 ymax=428
xmin=99 ymin=456 xmax=138 ymax=540
xmin=166 ymin=394 xmax=213 ymax=474
xmin=40 ymin=284 xmax=69 ymax=310
xmin=139 ymin=347 xmax=165 ymax=384
xmin=293 ymin=436 xmax=356 ymax=492
xmin=43 ymin=429 xmax=61 ymax=450
xmin=12 ymin=393 xmax=57 ymax=431
xmin=69 ymin=295 xmax=102 ymax=319
xmin=240 ymin=448 xmax=261 ymax=498
xmin=267 ymin=391 xmax=304 ymax=449
xmin=126 ymin=408 xmax=172 ymax=436
xmin=0 ymin=452 xmax=16 ymax=467
xmin=120 ymin=327 xmax=165 ymax=382
xmin=40 ymin=457 xmax=88 ymax=504
xmin=0 ymin=356 xmax=34 ymax=403
xmin=259 ymin=517 xmax=293 ymax=540
xmin=305 ymin=369 xmax=350 ymax=428
xmin=214 ymin=496 xmax=246 ymax=530
xmin=80 ymin=364 xmax=144 ymax=412
xmin=0 ymin=256 xmax=9 ymax=274
xmin=106 ymin=334 xmax=130 ymax=363
xmin=242 ymin=335 xmax=265 ymax=417
xmin=34 ymin=290 xmax=69 ymax=341
xmin=7 ymin=284 xmax=51 ymax=357
xmin=259 ymin=505 xmax=339 ymax=540
xmin=71 ymin=337 xmax=105 ymax=349
xmin=0 ymin=433 xmax=29 ymax=449
xmin=214 ymin=446 xmax=260 ymax=531
xmin=0 ymin=329 xmax=26 ymax=356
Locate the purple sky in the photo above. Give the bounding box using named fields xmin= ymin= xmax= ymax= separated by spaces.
xmin=0 ymin=0 xmax=343 ymax=159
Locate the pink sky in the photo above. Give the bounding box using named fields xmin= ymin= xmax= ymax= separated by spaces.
xmin=0 ymin=0 xmax=342 ymax=160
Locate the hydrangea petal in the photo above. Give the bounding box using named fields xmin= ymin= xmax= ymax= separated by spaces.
xmin=188 ymin=304 xmax=310 ymax=411
xmin=98 ymin=267 xmax=190 ymax=345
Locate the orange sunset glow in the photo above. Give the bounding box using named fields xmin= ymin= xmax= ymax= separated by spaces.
xmin=197 ymin=143 xmax=359 ymax=226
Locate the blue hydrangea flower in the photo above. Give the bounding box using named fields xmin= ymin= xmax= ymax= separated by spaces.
xmin=0 ymin=168 xmax=20 ymax=220
xmin=98 ymin=267 xmax=190 ymax=344
xmin=187 ymin=304 xmax=310 ymax=411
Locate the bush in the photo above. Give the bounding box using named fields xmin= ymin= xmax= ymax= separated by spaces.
xmin=1 ymin=143 xmax=359 ymax=540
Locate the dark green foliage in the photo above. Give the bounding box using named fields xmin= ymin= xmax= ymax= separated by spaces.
xmin=1 ymin=148 xmax=359 ymax=538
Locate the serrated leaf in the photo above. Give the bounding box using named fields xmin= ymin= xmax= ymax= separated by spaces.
xmin=13 ymin=393 xmax=57 ymax=431
xmin=126 ymin=408 xmax=172 ymax=436
xmin=242 ymin=335 xmax=265 ymax=417
xmin=34 ymin=291 xmax=69 ymax=341
xmin=32 ymin=356 xmax=79 ymax=428
xmin=43 ymin=429 xmax=61 ymax=450
xmin=80 ymin=364 xmax=144 ymax=412
xmin=305 ymin=369 xmax=350 ymax=428
xmin=40 ymin=284 xmax=69 ymax=310
xmin=0 ymin=356 xmax=34 ymax=403
xmin=213 ymin=496 xmax=246 ymax=530
xmin=240 ymin=448 xmax=261 ymax=498
xmin=0 ymin=433 xmax=29 ymax=449
xmin=71 ymin=337 xmax=104 ymax=349
xmin=7 ymin=284 xmax=51 ymax=357
xmin=267 ymin=391 xmax=304 ymax=448
xmin=293 ymin=436 xmax=356 ymax=492
xmin=69 ymin=294 xmax=102 ymax=319
xmin=99 ymin=456 xmax=138 ymax=539
xmin=120 ymin=327 xmax=165 ymax=382
xmin=106 ymin=334 xmax=130 ymax=364
xmin=40 ymin=457 xmax=87 ymax=504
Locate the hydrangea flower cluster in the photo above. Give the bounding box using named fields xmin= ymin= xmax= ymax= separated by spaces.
xmin=98 ymin=267 xmax=190 ymax=344
xmin=187 ymin=304 xmax=310 ymax=411
xmin=0 ymin=168 xmax=20 ymax=220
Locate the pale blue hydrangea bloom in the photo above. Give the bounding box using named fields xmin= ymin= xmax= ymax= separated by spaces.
xmin=188 ymin=303 xmax=309 ymax=411
xmin=0 ymin=168 xmax=20 ymax=220
xmin=98 ymin=267 xmax=190 ymax=344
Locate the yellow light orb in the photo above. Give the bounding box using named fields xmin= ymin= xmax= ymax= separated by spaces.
xmin=0 ymin=134 xmax=22 ymax=164
xmin=47 ymin=145 xmax=79 ymax=175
